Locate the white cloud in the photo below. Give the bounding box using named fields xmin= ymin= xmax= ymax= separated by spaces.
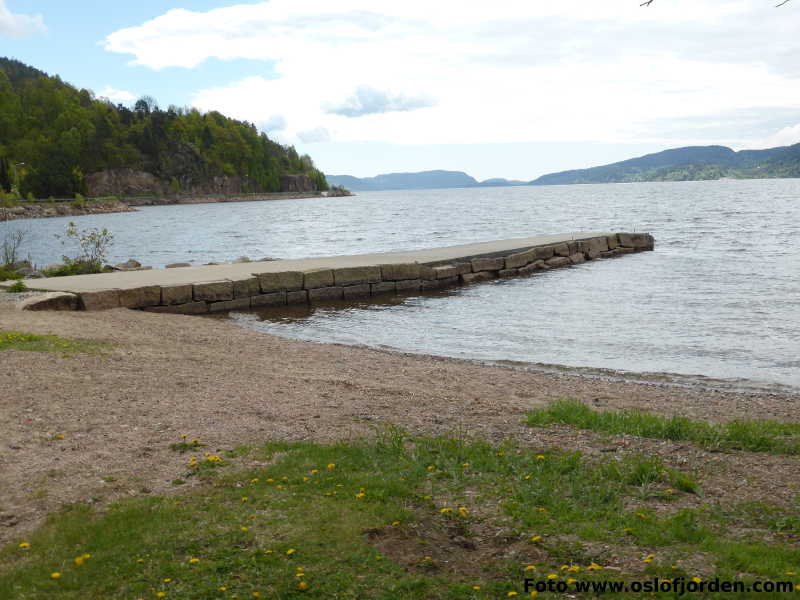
xmin=297 ymin=127 xmax=331 ymax=143
xmin=104 ymin=1 xmax=800 ymax=149
xmin=746 ymin=123 xmax=800 ymax=149
xmin=0 ymin=0 xmax=46 ymax=39
xmin=96 ymin=85 xmax=137 ymax=104
xmin=325 ymin=86 xmax=435 ymax=117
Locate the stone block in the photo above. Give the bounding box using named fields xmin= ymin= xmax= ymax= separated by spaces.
xmin=617 ymin=232 xmax=654 ymax=250
xmin=617 ymin=247 xmax=636 ymax=254
xmin=453 ymin=262 xmax=473 ymax=275
xmin=578 ymin=236 xmax=610 ymax=259
xmin=371 ymin=281 xmax=397 ymax=295
xmin=461 ymin=271 xmax=495 ymax=284
xmin=342 ymin=283 xmax=371 ymax=299
xmin=499 ymin=268 xmax=519 ymax=278
xmin=119 ymin=285 xmax=162 ymax=308
xmin=567 ymin=241 xmax=580 ymax=255
xmin=418 ymin=265 xmax=438 ymax=280
xmin=286 ymin=290 xmax=309 ymax=304
xmin=208 ymin=297 xmax=251 ymax=312
xmin=303 ymin=268 xmax=334 ymax=289
xmin=257 ymin=271 xmax=304 ymax=293
xmin=422 ymin=276 xmax=459 ymax=291
xmin=433 ymin=265 xmax=459 ymax=279
xmin=505 ymin=249 xmax=535 ymax=269
xmin=161 ymin=284 xmax=193 ymax=305
xmin=569 ymin=253 xmax=586 ymax=265
xmin=79 ymin=289 xmax=121 ymax=311
xmin=165 ymin=262 xmax=192 ymax=268
xmin=519 ymin=260 xmax=545 ymax=277
xmin=193 ymin=280 xmax=233 ymax=302
xmin=17 ymin=292 xmax=78 ymax=311
xmin=553 ymin=243 xmax=570 ymax=257
xmin=251 ymin=291 xmax=286 ymax=307
xmin=144 ymin=301 xmax=209 ymax=314
xmin=546 ymin=256 xmax=572 ymax=269
xmin=471 ymin=256 xmax=505 ymax=271
xmin=333 ymin=266 xmax=382 ymax=286
xmin=395 ymin=279 xmax=421 ymax=294
xmin=606 ymin=235 xmax=620 ymax=250
xmin=308 ymin=286 xmax=344 ymax=303
xmin=380 ymin=263 xmax=421 ymax=281
xmin=533 ymin=245 xmax=555 ymax=260
xmin=232 ymin=277 xmax=260 ymax=298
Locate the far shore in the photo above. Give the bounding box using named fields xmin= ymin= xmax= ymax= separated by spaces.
xmin=1 ymin=299 xmax=798 ymax=547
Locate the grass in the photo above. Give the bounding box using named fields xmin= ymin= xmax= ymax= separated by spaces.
xmin=527 ymin=399 xmax=800 ymax=455
xmin=0 ymin=330 xmax=109 ymax=356
xmin=1 ymin=429 xmax=798 ymax=598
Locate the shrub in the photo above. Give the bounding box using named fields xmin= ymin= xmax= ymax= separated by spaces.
xmin=6 ymin=279 xmax=27 ymax=292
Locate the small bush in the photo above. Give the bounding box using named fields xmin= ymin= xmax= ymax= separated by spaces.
xmin=6 ymin=279 xmax=27 ymax=292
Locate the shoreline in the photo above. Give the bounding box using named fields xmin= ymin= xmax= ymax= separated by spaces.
xmin=1 ymin=300 xmax=799 ymax=546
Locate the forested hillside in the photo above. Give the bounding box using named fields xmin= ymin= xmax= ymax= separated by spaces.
xmin=0 ymin=57 xmax=328 ymax=198
xmin=530 ymin=144 xmax=800 ymax=185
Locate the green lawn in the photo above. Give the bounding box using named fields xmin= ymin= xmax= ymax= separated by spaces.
xmin=1 ymin=427 xmax=798 ymax=598
xmin=0 ymin=330 xmax=109 ymax=356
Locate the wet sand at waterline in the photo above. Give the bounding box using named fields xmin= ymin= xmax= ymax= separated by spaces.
xmin=1 ymin=301 xmax=799 ymax=547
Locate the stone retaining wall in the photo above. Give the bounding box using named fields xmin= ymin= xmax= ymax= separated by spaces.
xmin=68 ymin=233 xmax=654 ymax=313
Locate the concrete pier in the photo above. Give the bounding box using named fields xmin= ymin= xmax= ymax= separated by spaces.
xmin=6 ymin=232 xmax=655 ymax=313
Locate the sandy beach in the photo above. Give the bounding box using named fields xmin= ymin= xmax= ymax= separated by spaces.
xmin=2 ymin=301 xmax=799 ymax=548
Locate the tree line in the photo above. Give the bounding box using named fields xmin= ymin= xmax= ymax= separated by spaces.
xmin=0 ymin=57 xmax=328 ymax=198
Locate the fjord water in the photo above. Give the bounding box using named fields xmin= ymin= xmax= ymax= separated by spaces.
xmin=12 ymin=179 xmax=800 ymax=389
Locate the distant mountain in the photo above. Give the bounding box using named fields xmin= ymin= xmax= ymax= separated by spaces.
xmin=530 ymin=144 xmax=800 ymax=185
xmin=325 ymin=170 xmax=528 ymax=191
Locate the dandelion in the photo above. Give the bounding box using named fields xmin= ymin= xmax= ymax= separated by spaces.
xmin=18 ymin=542 xmax=30 ymax=549
xmin=241 ymin=497 xmax=248 ymax=502
xmin=462 ymin=462 xmax=470 ymax=468
xmin=530 ymin=592 xmax=538 ymax=598
xmin=427 ymin=465 xmax=436 ymax=471
xmin=265 ymin=550 xmax=273 ymax=554
xmin=643 ymin=559 xmax=652 ymax=564
xmin=355 ymin=492 xmax=366 ymax=499
xmin=496 ymin=452 xmax=504 ymax=457
xmin=74 ymin=556 xmax=85 ymax=566
xmin=440 ymin=507 xmax=453 ymax=514
xmin=472 ymin=585 xmax=481 ymax=590
xmin=560 ymin=565 xmax=569 ymax=571
xmin=156 ymin=593 xmax=166 ymax=599
xmin=250 ymin=478 xmax=259 ymax=483
xmin=50 ymin=572 xmax=61 ymax=579
xmin=163 ymin=578 xmax=172 ymax=583
xmin=181 ymin=434 xmax=187 ymax=439
xmin=786 ymin=571 xmax=796 ymax=576
xmin=536 ymin=455 xmax=545 ymax=460
xmin=567 ymin=578 xmax=577 ymax=584
xmin=54 ymin=434 xmax=64 ymax=440
xmin=547 ymin=573 xmax=558 ymax=580
xmin=83 ymin=553 xmax=91 ymax=559
xmin=588 ymin=563 xmax=603 ymax=571
xmin=218 ymin=587 xmax=227 ymax=592
xmin=192 ymin=439 xmax=200 ymax=444
xmin=507 ymin=592 xmax=518 ymax=597
xmin=137 ymin=558 xmax=145 ymax=563
xmin=530 ymin=535 xmax=542 ymax=543
xmin=286 ymin=548 xmax=296 ymax=556
xmin=623 ymin=528 xmax=633 ymax=534
xmin=310 ymin=469 xmax=319 ymax=475
xmin=241 ymin=527 xmax=249 ymax=532
xmin=458 ymin=506 xmax=468 ymax=517
xmin=524 ymin=474 xmax=532 ymax=480
xmin=692 ymin=577 xmax=702 ymax=584
xmin=568 ymin=565 xmax=581 ymax=573
xmin=391 ymin=521 xmax=400 ymax=526
xmin=536 ymin=507 xmax=548 ymax=513
xmin=665 ymin=488 xmax=674 ymax=494
xmin=252 ymin=594 xmax=261 ymax=598
xmin=302 ymin=477 xmax=310 ymax=482
xmin=636 ymin=512 xmax=649 ymax=519
xmin=266 ymin=478 xmax=274 ymax=483
xmin=525 ymin=565 xmax=536 ymax=571
xmin=297 ymin=581 xmax=308 ymax=591
xmin=189 ymin=558 xmax=200 ymax=564
xmin=327 ymin=463 xmax=336 ymax=470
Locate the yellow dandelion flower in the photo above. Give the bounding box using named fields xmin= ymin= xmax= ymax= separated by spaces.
xmin=645 ymin=553 xmax=655 ymax=560
xmin=181 ymin=434 xmax=187 ymax=439
xmin=18 ymin=542 xmax=30 ymax=549
xmin=462 ymin=462 xmax=470 ymax=467
xmin=636 ymin=512 xmax=649 ymax=519
xmin=163 ymin=578 xmax=172 ymax=583
xmin=472 ymin=586 xmax=481 ymax=591
xmin=440 ymin=507 xmax=453 ymax=514
xmin=524 ymin=474 xmax=532 ymax=480
xmin=588 ymin=563 xmax=603 ymax=571
xmin=536 ymin=455 xmax=545 ymax=460
xmin=281 ymin=476 xmax=289 ymax=481
xmin=50 ymin=572 xmax=61 ymax=579
xmin=286 ymin=548 xmax=296 ymax=555
xmin=327 ymin=463 xmax=336 ymax=470
xmin=567 ymin=578 xmax=577 ymax=584
xmin=665 ymin=488 xmax=674 ymax=494
xmin=530 ymin=535 xmax=542 ymax=543
xmin=568 ymin=565 xmax=581 ymax=573
xmin=252 ymin=593 xmax=261 ymax=598
xmin=560 ymin=565 xmax=569 ymax=571
xmin=643 ymin=559 xmax=653 ymax=564
xmin=240 ymin=527 xmax=249 ymax=532
xmin=137 ymin=558 xmax=145 ymax=563
xmin=692 ymin=577 xmax=702 ymax=583
xmin=302 ymin=477 xmax=309 ymax=482
xmin=265 ymin=550 xmax=273 ymax=554
xmin=524 ymin=565 xmax=536 ymax=571
xmin=250 ymin=478 xmax=259 ymax=483
xmin=391 ymin=521 xmax=400 ymax=526
xmin=536 ymin=507 xmax=547 ymax=513
xmin=156 ymin=593 xmax=166 ymax=599
xmin=427 ymin=465 xmax=435 ymax=471
xmin=74 ymin=556 xmax=85 ymax=566
xmin=297 ymin=581 xmax=308 ymax=591
xmin=785 ymin=571 xmax=796 ymax=576
xmin=547 ymin=573 xmax=558 ymax=580
xmin=295 ymin=572 xmax=305 ymax=577
xmin=623 ymin=528 xmax=633 ymax=534
xmin=355 ymin=492 xmax=366 ymax=499
xmin=496 ymin=452 xmax=504 ymax=457
xmin=530 ymin=592 xmax=539 ymax=598
xmin=241 ymin=497 xmax=248 ymax=502
xmin=507 ymin=592 xmax=518 ymax=597
xmin=54 ymin=434 xmax=64 ymax=440
xmin=266 ymin=478 xmax=274 ymax=483
xmin=189 ymin=558 xmax=200 ymax=564
xmin=192 ymin=439 xmax=200 ymax=444
xmin=795 ymin=585 xmax=800 ymax=592
xmin=83 ymin=553 xmax=91 ymax=559
xmin=310 ymin=469 xmax=319 ymax=474
xmin=218 ymin=587 xmax=227 ymax=592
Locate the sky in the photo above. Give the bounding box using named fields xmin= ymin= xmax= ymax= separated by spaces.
xmin=1 ymin=0 xmax=800 ymax=180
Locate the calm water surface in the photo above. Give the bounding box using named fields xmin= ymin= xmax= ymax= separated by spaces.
xmin=7 ymin=180 xmax=800 ymax=389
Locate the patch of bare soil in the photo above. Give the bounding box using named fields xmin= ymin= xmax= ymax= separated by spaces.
xmin=1 ymin=303 xmax=799 ymax=547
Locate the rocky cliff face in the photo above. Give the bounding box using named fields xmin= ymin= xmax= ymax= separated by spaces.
xmin=279 ymin=174 xmax=314 ymax=193
xmin=86 ymin=169 xmax=266 ymax=197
